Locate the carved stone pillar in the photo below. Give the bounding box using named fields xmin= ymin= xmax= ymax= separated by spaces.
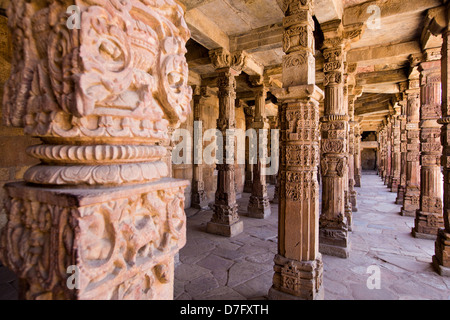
xmin=354 ymin=123 xmax=362 ymax=187
xmin=384 ymin=117 xmax=392 ymax=186
xmin=191 ymin=86 xmax=209 ymax=210
xmin=0 ymin=0 xmax=192 ymax=299
xmin=272 ymin=103 xmax=282 ymax=205
xmin=268 ymin=0 xmax=324 ymax=300
xmin=343 ymin=83 xmax=353 ymax=229
xmin=378 ymin=127 xmax=385 ymax=177
xmin=434 ymin=26 xmax=450 ymax=275
xmin=244 ymin=105 xmax=255 ymax=193
xmin=348 ymin=95 xmax=357 ymax=211
xmin=401 ymin=75 xmax=421 ymax=217
xmin=391 ymin=111 xmax=402 ymax=193
xmin=319 ymin=20 xmax=352 ymax=259
xmin=413 ymin=54 xmax=444 ymax=239
xmin=206 ymin=48 xmax=245 ymax=237
xmin=247 ymin=85 xmax=271 ymax=219
xmin=396 ymin=92 xmax=408 ymax=204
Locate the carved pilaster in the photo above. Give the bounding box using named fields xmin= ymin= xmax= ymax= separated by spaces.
xmin=268 ymin=0 xmax=324 ymax=300
xmin=1 ymin=0 xmax=192 ymax=299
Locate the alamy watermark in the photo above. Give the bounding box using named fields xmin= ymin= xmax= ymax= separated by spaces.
xmin=172 ymin=122 xmax=280 ymax=176
xmin=366 ymin=265 xmax=381 ymax=290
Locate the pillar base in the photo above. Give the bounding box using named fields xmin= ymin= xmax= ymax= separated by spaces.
xmin=355 ymin=175 xmax=361 ymax=188
xmin=0 ymin=179 xmax=188 ymax=300
xmin=401 ymin=209 xmax=416 ymax=217
xmin=319 ymin=242 xmax=350 ymax=259
xmin=396 ymin=187 xmax=405 ymax=205
xmin=433 ymin=229 xmax=450 ymax=272
xmin=206 ymin=220 xmax=243 ymax=237
xmin=412 ymin=211 xmax=444 ymax=239
xmin=268 ymin=285 xmax=324 ymax=300
xmin=411 ymin=228 xmax=438 ymax=240
xmin=432 ymin=255 xmax=450 ymax=277
xmin=246 ymin=196 xmax=271 ymax=219
xmin=269 ymin=255 xmax=323 ymax=300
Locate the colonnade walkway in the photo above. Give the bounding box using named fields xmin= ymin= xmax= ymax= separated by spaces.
xmin=175 ymin=173 xmax=450 ymax=300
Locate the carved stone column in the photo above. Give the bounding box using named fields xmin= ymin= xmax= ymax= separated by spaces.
xmin=247 ymin=84 xmax=271 ymax=219
xmin=384 ymin=117 xmax=392 ymax=186
xmin=413 ymin=54 xmax=444 ymax=239
xmin=206 ymin=48 xmax=245 ymax=237
xmin=354 ymin=122 xmax=362 ymax=187
xmin=378 ymin=127 xmax=385 ymax=178
xmin=191 ymin=86 xmax=210 ymax=210
xmin=396 ymin=91 xmax=408 ymax=204
xmin=348 ymin=94 xmax=357 ymax=211
xmin=343 ymin=82 xmax=353 ymax=229
xmin=319 ymin=20 xmax=351 ymax=259
xmin=268 ymin=0 xmax=324 ymax=300
xmin=434 ymin=24 xmax=450 ymax=275
xmin=401 ymin=74 xmax=422 ymax=217
xmin=244 ymin=105 xmax=255 ymax=193
xmin=391 ymin=110 xmax=402 ymax=193
xmin=0 ymin=0 xmax=192 ymax=299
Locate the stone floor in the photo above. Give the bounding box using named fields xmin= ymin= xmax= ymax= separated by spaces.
xmin=0 ymin=172 xmax=449 ymax=300
xmin=175 ymin=173 xmax=450 ymax=300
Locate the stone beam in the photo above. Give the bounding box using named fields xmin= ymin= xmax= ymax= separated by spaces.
xmin=347 ymin=41 xmax=421 ymax=67
xmin=185 ymin=8 xmax=230 ymax=51
xmin=230 ymin=23 xmax=284 ymax=53
xmin=343 ymin=0 xmax=442 ymax=26
xmin=421 ymin=7 xmax=446 ymax=49
xmin=314 ymin=0 xmax=343 ymax=24
xmin=356 ymin=69 xmax=407 ymax=86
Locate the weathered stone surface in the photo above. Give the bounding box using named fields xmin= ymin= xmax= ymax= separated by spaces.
xmin=1 ymin=0 xmax=192 ymax=300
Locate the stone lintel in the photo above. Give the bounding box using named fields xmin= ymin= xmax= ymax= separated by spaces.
xmin=271 ymin=84 xmax=324 ymax=103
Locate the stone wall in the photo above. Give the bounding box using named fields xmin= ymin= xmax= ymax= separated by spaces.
xmin=0 ymin=15 xmax=40 ymax=236
xmin=361 ymin=148 xmax=377 ymax=170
